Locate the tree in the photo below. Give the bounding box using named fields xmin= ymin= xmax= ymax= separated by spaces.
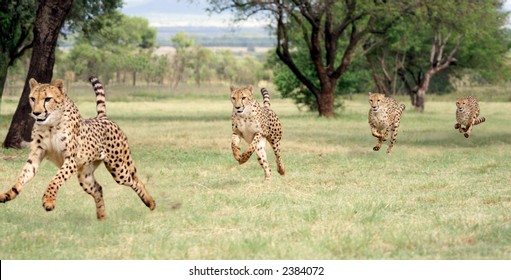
xmin=0 ymin=0 xmax=35 ymax=110
xmin=268 ymin=45 xmax=371 ymax=111
xmin=69 ymin=12 xmax=156 ymax=85
xmin=171 ymin=32 xmax=194 ymax=89
xmin=3 ymin=0 xmax=123 ymax=148
xmin=0 ymin=0 xmax=124 ymax=108
xmin=364 ymin=0 xmax=509 ymax=111
xmin=206 ymin=0 xmax=415 ymax=117
xmin=3 ymin=0 xmax=73 ymax=149
xmin=190 ymin=45 xmax=213 ymax=86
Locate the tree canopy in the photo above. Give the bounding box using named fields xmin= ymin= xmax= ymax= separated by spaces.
xmin=0 ymin=0 xmax=123 ymax=110
xmin=206 ymin=0 xmax=510 ymax=115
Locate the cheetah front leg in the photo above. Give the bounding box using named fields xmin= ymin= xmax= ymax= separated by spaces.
xmin=371 ymin=127 xmax=384 ymax=151
xmin=454 ymin=122 xmax=461 ymax=131
xmin=463 ymin=122 xmax=474 ymax=138
xmin=454 ymin=122 xmax=466 ymax=134
xmin=238 ymin=133 xmax=263 ymax=165
xmin=0 ymin=147 xmax=45 ymax=203
xmin=231 ymin=133 xmax=242 ymax=162
xmin=42 ymin=157 xmax=77 ymax=211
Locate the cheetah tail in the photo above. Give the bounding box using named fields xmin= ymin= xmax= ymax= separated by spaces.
xmin=398 ymin=104 xmax=406 ymax=115
xmin=89 ymin=76 xmax=107 ymax=118
xmin=261 ymin=88 xmax=271 ymax=108
xmin=474 ymin=117 xmax=485 ymax=125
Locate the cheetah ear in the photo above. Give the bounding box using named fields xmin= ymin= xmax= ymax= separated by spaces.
xmin=229 ymin=85 xmax=236 ymax=93
xmin=368 ymin=92 xmax=372 ymax=95
xmin=247 ymin=84 xmax=253 ymax=92
xmin=51 ymin=79 xmax=65 ymax=95
xmin=29 ymin=78 xmax=39 ymax=90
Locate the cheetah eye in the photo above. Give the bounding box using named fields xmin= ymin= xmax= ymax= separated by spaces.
xmin=242 ymin=96 xmax=246 ymax=100
xmin=44 ymin=97 xmax=52 ymax=102
xmin=30 ymin=97 xmax=35 ymax=102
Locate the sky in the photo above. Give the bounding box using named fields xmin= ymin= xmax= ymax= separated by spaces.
xmin=121 ymin=0 xmax=266 ymax=28
xmin=122 ymin=0 xmax=511 ymax=28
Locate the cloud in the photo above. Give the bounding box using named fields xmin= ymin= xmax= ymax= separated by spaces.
xmin=123 ymin=0 xmax=153 ymax=8
xmin=121 ymin=0 xmax=269 ymax=28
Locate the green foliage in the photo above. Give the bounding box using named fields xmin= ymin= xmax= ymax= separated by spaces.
xmin=66 ymin=0 xmax=124 ymax=35
xmin=268 ymin=48 xmax=371 ymax=111
xmin=63 ymin=13 xmax=157 ymax=83
xmin=365 ymin=0 xmax=510 ymax=96
xmin=171 ymin=32 xmax=194 ymax=49
xmin=0 ymin=0 xmax=35 ymax=56
xmin=168 ymin=31 xmax=266 ymax=87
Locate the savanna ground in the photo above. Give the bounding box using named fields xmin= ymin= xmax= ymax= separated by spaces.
xmin=0 ymin=83 xmax=510 ymax=260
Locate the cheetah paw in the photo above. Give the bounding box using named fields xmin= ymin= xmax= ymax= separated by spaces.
xmin=42 ymin=198 xmax=56 ymax=211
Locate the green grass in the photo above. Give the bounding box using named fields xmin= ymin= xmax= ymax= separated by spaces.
xmin=0 ymin=86 xmax=510 ymax=259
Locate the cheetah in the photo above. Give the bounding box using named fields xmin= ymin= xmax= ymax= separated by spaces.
xmin=368 ymin=92 xmax=406 ymax=155
xmin=454 ymin=96 xmax=485 ymax=138
xmin=0 ymin=76 xmax=155 ymax=220
xmin=231 ymin=85 xmax=285 ymax=180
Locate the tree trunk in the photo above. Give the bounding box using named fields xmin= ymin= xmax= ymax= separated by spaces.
xmin=414 ymin=71 xmax=432 ymax=112
xmin=3 ymin=0 xmax=73 ymax=149
xmin=316 ymin=79 xmax=336 ymax=117
xmin=0 ymin=58 xmax=8 ymax=112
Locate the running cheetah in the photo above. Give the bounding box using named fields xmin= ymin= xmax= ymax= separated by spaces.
xmin=455 ymin=96 xmax=485 ymax=138
xmin=368 ymin=92 xmax=406 ymax=154
xmin=0 ymin=77 xmax=155 ymax=220
xmin=230 ymin=85 xmax=285 ymax=180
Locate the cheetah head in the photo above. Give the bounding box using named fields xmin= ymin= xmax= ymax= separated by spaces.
xmin=368 ymin=92 xmax=386 ymax=112
xmin=28 ymin=78 xmax=66 ymax=125
xmin=455 ymin=98 xmax=466 ymax=113
xmin=230 ymin=85 xmax=254 ymax=114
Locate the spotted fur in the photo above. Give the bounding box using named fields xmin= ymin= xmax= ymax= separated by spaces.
xmin=454 ymin=96 xmax=485 ymax=138
xmin=231 ymin=85 xmax=285 ymax=180
xmin=0 ymin=77 xmax=155 ymax=220
xmin=368 ymin=92 xmax=405 ymax=155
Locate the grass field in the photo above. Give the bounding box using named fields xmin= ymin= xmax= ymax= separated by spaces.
xmin=0 ymin=84 xmax=510 ymax=259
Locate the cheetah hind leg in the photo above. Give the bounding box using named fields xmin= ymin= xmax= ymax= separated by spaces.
xmin=104 ymin=155 xmax=156 ymax=212
xmin=254 ymin=138 xmax=272 ymax=180
xmin=78 ymin=163 xmax=107 ymax=220
xmin=387 ymin=123 xmax=400 ymax=155
xmin=464 ymin=117 xmax=485 ymax=138
xmin=268 ymin=137 xmax=285 ymax=176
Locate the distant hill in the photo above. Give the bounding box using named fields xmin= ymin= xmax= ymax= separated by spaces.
xmin=156 ymin=26 xmax=275 ymax=48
